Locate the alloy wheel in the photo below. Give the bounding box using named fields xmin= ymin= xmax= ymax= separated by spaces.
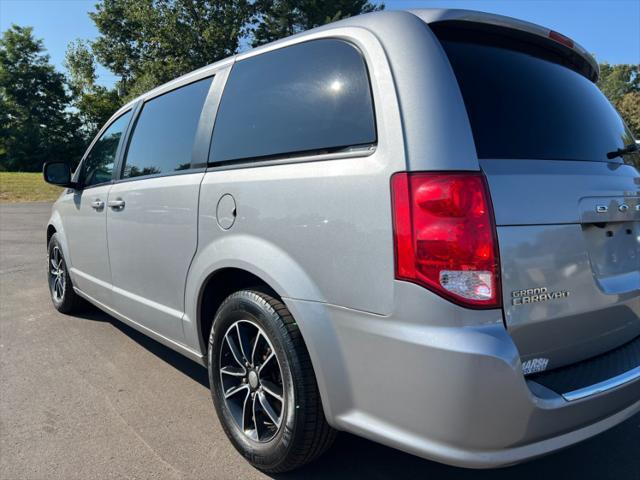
xmin=49 ymin=246 xmax=66 ymax=302
xmin=219 ymin=320 xmax=285 ymax=442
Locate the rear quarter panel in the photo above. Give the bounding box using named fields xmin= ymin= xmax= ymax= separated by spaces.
xmin=182 ymin=13 xmax=482 ymax=354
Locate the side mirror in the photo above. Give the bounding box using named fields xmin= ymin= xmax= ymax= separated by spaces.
xmin=43 ymin=162 xmax=76 ymax=188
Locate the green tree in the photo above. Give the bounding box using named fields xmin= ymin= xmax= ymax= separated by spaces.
xmin=598 ymin=63 xmax=639 ymax=103
xmin=89 ymin=0 xmax=253 ymax=100
xmin=597 ymin=62 xmax=639 ymax=137
xmin=65 ymin=39 xmax=121 ymax=139
xmin=617 ymin=91 xmax=640 ymax=136
xmin=252 ymin=0 xmax=383 ymax=46
xmin=82 ymin=0 xmax=382 ymax=100
xmin=0 ymin=25 xmax=83 ymax=171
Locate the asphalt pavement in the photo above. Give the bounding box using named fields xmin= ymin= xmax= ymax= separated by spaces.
xmin=1 ymin=202 xmax=639 ymax=480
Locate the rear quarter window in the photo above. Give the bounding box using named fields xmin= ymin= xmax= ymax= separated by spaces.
xmin=434 ymin=26 xmax=637 ymax=165
xmin=210 ymin=39 xmax=376 ymax=163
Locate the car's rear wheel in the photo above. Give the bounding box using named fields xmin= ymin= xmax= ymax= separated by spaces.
xmin=47 ymin=233 xmax=83 ymax=313
xmin=208 ymin=290 xmax=335 ymax=473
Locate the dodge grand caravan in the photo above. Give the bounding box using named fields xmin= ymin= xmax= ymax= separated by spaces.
xmin=43 ymin=9 xmax=640 ymax=473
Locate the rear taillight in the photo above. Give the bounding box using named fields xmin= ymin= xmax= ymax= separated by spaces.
xmin=391 ymin=172 xmax=501 ymax=308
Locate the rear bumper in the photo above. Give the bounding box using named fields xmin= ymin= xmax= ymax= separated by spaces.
xmin=284 ymin=282 xmax=640 ymax=468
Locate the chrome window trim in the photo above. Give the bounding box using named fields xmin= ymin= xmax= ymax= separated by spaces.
xmin=206 ymin=145 xmax=376 ymax=172
xmin=112 ymin=167 xmax=207 ymax=185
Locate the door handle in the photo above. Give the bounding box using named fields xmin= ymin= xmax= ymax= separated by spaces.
xmin=91 ymin=199 xmax=104 ymax=210
xmin=108 ymin=199 xmax=126 ymax=210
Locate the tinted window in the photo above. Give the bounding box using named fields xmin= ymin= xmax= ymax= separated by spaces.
xmin=210 ymin=39 xmax=376 ymax=163
xmin=436 ymin=29 xmax=636 ymax=164
xmin=82 ymin=111 xmax=132 ymax=187
xmin=122 ymin=77 xmax=212 ymax=178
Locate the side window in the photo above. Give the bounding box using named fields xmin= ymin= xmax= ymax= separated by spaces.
xmin=82 ymin=111 xmax=132 ymax=187
xmin=122 ymin=77 xmax=212 ymax=179
xmin=210 ymin=39 xmax=376 ymax=163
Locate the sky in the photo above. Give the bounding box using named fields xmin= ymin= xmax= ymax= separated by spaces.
xmin=1 ymin=0 xmax=639 ymax=88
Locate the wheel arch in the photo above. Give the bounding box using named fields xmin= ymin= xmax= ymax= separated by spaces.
xmin=46 ymin=211 xmax=73 ymax=273
xmin=193 ymin=264 xmax=342 ymax=429
xmin=47 ymin=224 xmax=57 ymax=245
xmin=185 ymin=234 xmax=324 ymax=353
xmin=196 ymin=267 xmax=280 ymax=356
xmin=184 ymin=235 xmax=335 ymax=420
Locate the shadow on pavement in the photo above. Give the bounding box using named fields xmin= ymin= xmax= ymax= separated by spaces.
xmin=74 ymin=306 xmax=210 ymax=389
xmin=274 ymin=419 xmax=639 ymax=480
xmin=74 ymin=306 xmax=640 ymax=480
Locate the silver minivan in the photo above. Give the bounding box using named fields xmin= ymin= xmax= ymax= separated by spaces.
xmin=43 ymin=9 xmax=639 ymax=473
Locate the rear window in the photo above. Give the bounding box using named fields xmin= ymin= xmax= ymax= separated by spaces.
xmin=210 ymin=39 xmax=376 ymax=163
xmin=435 ymin=26 xmax=637 ymax=164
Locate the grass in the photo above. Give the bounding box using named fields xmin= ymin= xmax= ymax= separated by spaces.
xmin=0 ymin=172 xmax=63 ymax=203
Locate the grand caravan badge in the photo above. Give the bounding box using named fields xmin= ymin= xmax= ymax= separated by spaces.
xmin=511 ymin=287 xmax=570 ymax=306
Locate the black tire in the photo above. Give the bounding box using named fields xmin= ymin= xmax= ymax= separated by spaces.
xmin=208 ymin=290 xmax=336 ymax=473
xmin=47 ymin=233 xmax=84 ymax=314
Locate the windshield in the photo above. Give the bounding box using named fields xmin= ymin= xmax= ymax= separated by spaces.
xmin=435 ymin=26 xmax=638 ymax=166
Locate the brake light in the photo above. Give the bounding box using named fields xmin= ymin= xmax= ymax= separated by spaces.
xmin=391 ymin=172 xmax=501 ymax=308
xmin=548 ymin=30 xmax=574 ymax=49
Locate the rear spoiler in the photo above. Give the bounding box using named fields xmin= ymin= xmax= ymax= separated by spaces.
xmin=410 ymin=9 xmax=599 ymax=82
